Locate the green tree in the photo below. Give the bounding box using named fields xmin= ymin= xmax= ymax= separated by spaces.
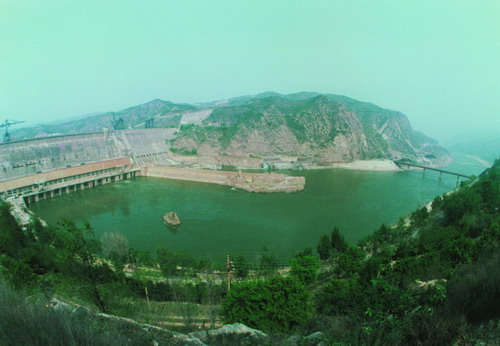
xmin=334 ymin=246 xmax=364 ymax=278
xmin=259 ymin=247 xmax=278 ymax=276
xmin=0 ymin=203 xmax=27 ymax=258
xmin=331 ymin=227 xmax=348 ymax=254
xmin=137 ymin=250 xmax=154 ymax=266
xmin=101 ymin=232 xmax=129 ymax=272
xmin=101 ymin=232 xmax=129 ymax=260
xmin=411 ymin=207 xmax=429 ymax=227
xmin=157 ymin=247 xmax=178 ymax=276
xmin=317 ymin=234 xmax=331 ymax=260
xmin=431 ymin=195 xmax=443 ymax=211
xmin=54 ymin=220 xmax=108 ymax=312
xmin=234 ymin=256 xmax=249 ymax=279
xmin=442 ymin=187 xmax=481 ymax=225
xmin=222 ymin=276 xmax=310 ymax=332
xmin=290 ymin=255 xmax=320 ymax=285
xmin=316 ymin=277 xmax=364 ymax=315
xmin=295 ymin=248 xmax=313 ymax=257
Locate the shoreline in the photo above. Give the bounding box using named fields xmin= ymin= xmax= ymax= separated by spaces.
xmin=465 ymin=154 xmax=492 ymax=168
xmin=141 ymin=166 xmax=305 ymax=193
xmin=332 ymin=159 xmax=400 ymax=171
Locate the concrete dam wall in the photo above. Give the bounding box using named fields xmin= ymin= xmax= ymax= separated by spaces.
xmin=0 ymin=129 xmax=176 ymax=182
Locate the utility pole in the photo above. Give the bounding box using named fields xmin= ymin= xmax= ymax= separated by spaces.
xmin=144 ymin=286 xmax=151 ymax=313
xmin=227 ymin=254 xmax=231 ymax=291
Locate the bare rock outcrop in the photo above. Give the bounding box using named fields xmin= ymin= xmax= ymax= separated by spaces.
xmin=163 ymin=212 xmax=180 ymax=225
xmin=224 ymin=170 xmax=305 ymax=193
xmin=189 ymin=323 xmax=269 ymax=345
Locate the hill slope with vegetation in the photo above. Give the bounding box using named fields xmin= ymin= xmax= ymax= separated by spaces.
xmin=222 ymin=158 xmax=500 ymax=344
xmin=176 ymin=92 xmax=448 ymax=165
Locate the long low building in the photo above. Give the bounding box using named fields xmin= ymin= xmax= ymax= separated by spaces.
xmin=0 ymin=158 xmax=141 ymax=204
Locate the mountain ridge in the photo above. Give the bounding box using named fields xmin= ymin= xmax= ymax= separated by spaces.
xmin=10 ymin=92 xmax=449 ymax=165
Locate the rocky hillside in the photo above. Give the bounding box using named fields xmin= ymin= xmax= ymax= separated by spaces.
xmin=174 ymin=93 xmax=449 ymax=165
xmin=12 ymin=92 xmax=449 ymax=165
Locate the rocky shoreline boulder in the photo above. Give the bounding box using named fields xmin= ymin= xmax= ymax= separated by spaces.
xmin=163 ymin=212 xmax=180 ymax=225
xmin=189 ymin=323 xmax=269 ymax=345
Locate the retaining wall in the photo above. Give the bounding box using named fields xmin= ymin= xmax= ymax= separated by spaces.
xmin=142 ymin=166 xmax=306 ymax=193
xmin=142 ymin=166 xmax=229 ymax=185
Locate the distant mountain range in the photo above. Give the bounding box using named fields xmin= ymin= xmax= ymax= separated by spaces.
xmin=11 ymin=92 xmax=449 ymax=165
xmin=444 ymin=129 xmax=500 ymax=162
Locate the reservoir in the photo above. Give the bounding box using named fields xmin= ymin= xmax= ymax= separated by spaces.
xmin=29 ymin=155 xmax=487 ymax=264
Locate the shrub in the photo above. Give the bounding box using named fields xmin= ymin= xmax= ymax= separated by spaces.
xmin=290 ymin=255 xmax=320 ymax=285
xmin=222 ymin=276 xmax=310 ymax=333
xmin=316 ymin=234 xmax=331 ymax=260
xmin=316 ymin=278 xmax=364 ymax=315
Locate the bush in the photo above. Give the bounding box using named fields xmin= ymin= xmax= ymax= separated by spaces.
xmin=316 ymin=278 xmax=364 ymax=315
xmin=290 ymin=255 xmax=320 ymax=285
xmin=222 ymin=276 xmax=311 ymax=333
xmin=446 ymin=251 xmax=500 ymax=323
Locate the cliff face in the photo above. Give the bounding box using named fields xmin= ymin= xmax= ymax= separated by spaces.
xmin=172 ymin=95 xmax=448 ymax=165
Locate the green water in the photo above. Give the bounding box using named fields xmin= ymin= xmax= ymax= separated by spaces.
xmin=29 ymin=159 xmax=484 ymax=263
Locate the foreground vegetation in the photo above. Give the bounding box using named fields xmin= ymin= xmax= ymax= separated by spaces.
xmin=302 ymin=159 xmax=500 ymax=344
xmin=0 ymin=159 xmax=498 ymax=344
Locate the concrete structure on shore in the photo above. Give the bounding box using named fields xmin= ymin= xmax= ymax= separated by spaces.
xmin=0 ymin=129 xmax=305 ymax=204
xmin=143 ymin=166 xmax=305 ymax=193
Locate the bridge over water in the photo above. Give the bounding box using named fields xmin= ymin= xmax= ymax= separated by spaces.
xmin=393 ymin=160 xmax=471 ymax=184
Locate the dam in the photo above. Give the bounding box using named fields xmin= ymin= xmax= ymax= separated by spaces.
xmin=0 ymin=129 xmax=173 ymax=199
xmin=0 ymin=129 xmax=304 ymax=204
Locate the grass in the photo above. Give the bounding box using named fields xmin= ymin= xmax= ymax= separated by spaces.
xmin=0 ymin=281 xmax=131 ymax=345
xmin=124 ymin=300 xmax=222 ymax=332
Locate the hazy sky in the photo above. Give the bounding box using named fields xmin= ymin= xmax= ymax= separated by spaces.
xmin=1 ymin=1 xmax=499 ymax=142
